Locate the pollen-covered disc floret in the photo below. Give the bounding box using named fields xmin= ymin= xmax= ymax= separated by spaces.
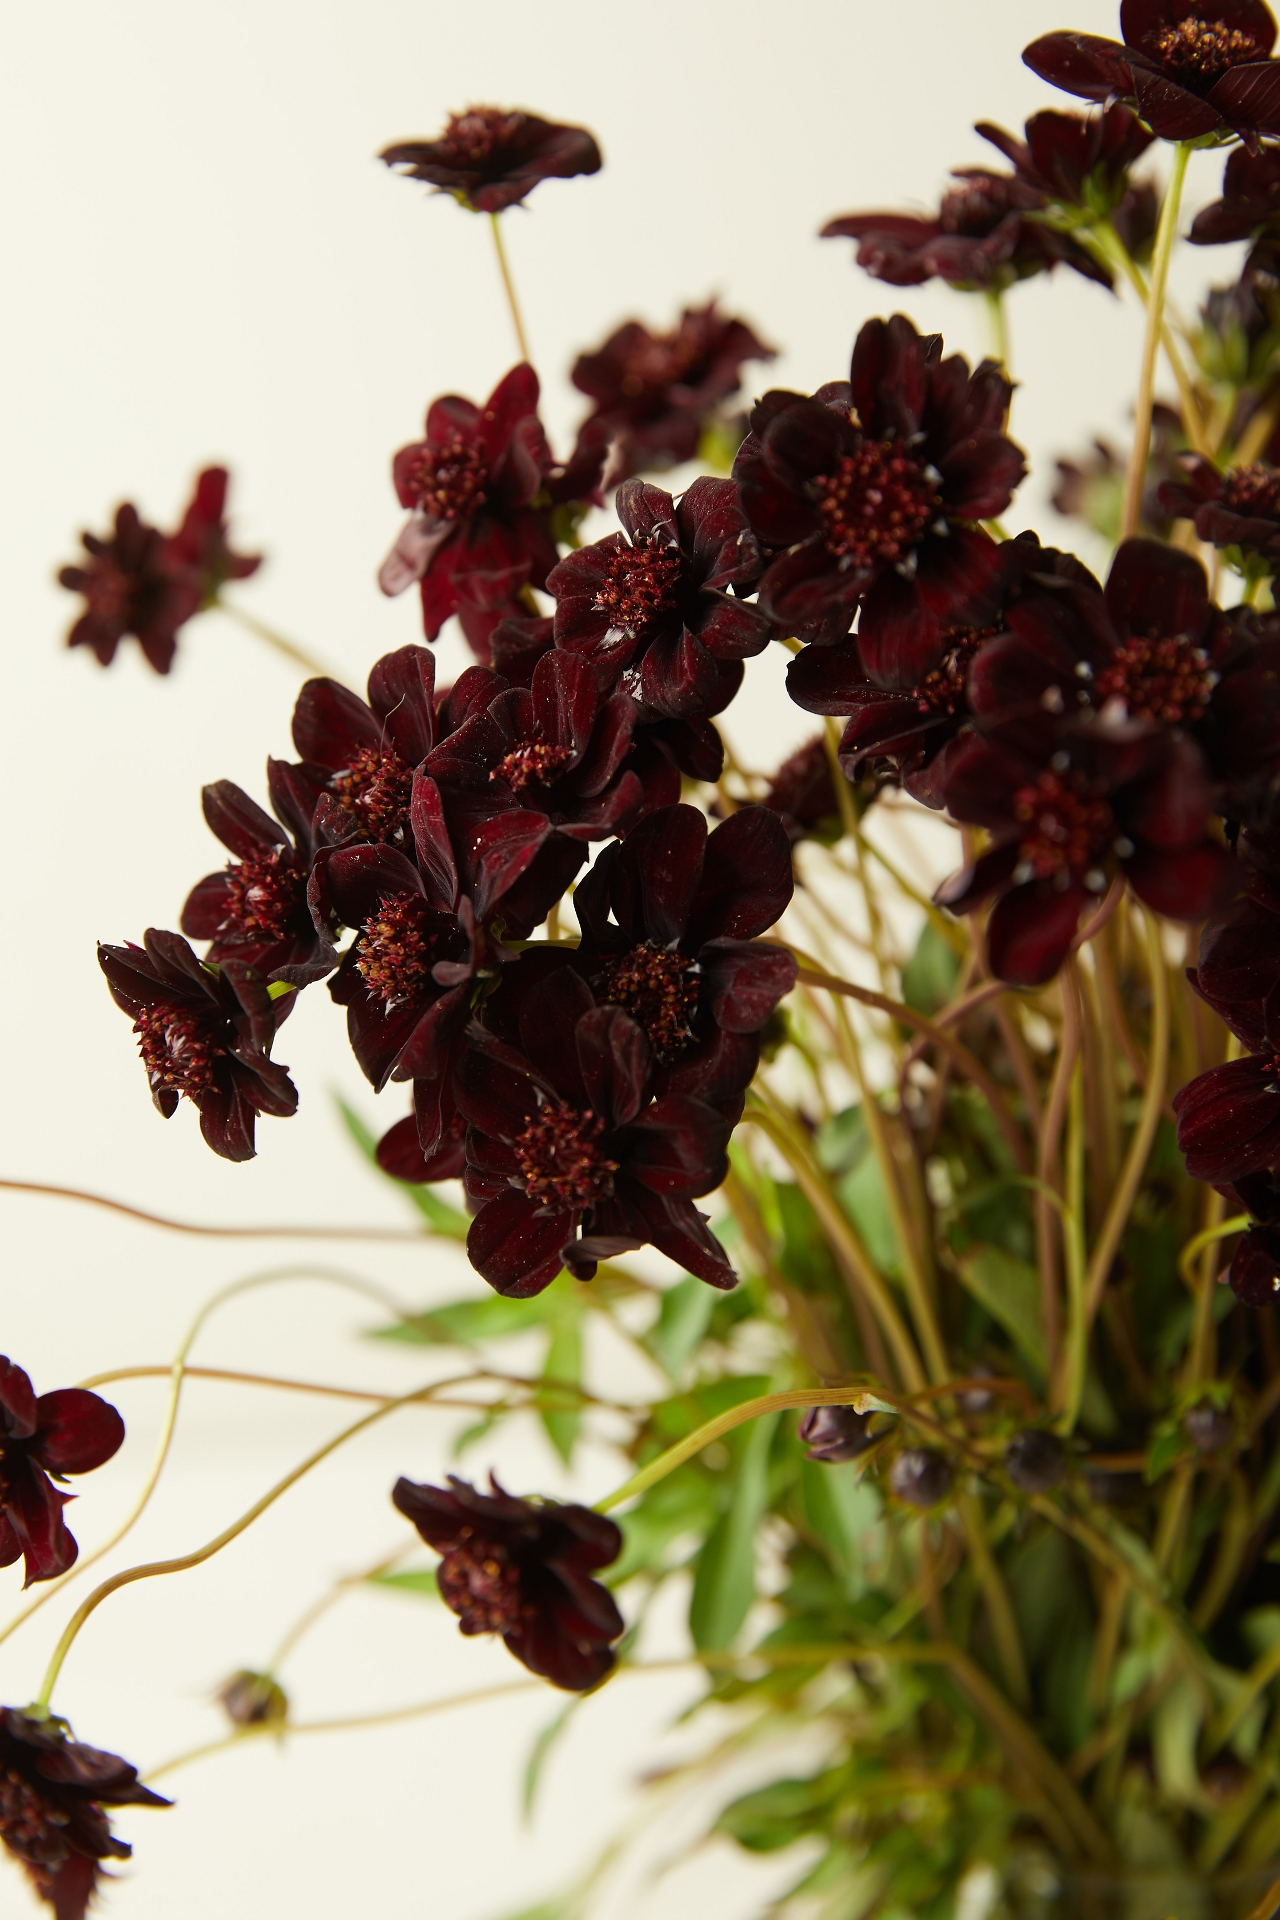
xmin=1013 ymin=770 xmax=1115 ymax=888
xmin=221 ymin=849 xmax=307 ymax=942
xmin=437 ymin=1525 xmax=526 ymax=1634
xmin=330 ymin=744 xmax=414 ymax=841
xmin=1221 ymin=462 xmax=1280 ymax=518
xmin=1094 ymin=633 xmax=1215 ymax=724
xmin=597 ymin=941 xmax=701 ymax=1059
xmin=1153 ymin=19 xmax=1267 ymax=80
xmin=514 ymin=1101 xmax=619 ymax=1209
xmin=356 ymin=894 xmax=440 ymax=1006
xmin=914 ymin=627 xmax=998 ymax=716
xmin=436 ymin=108 xmax=523 ymax=168
xmin=492 ymin=740 xmax=576 ymax=793
xmin=133 ymin=1004 xmax=219 ymax=1098
xmin=591 ymin=539 xmax=683 ymax=637
xmin=811 ymin=440 xmax=941 ymax=570
xmin=397 ymin=435 xmax=489 ymax=522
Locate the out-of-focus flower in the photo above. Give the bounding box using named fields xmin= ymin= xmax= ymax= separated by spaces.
xmin=0 ymin=1359 xmax=123 ymax=1587
xmin=1025 ymin=2 xmax=1280 ymax=146
xmin=1004 ymin=1429 xmax=1068 ymax=1492
xmin=58 ymin=504 xmax=200 ymax=674
xmin=734 ymin=314 xmax=1024 ymax=647
xmin=161 ymin=466 xmax=261 ymax=607
xmin=888 ymin=1448 xmax=953 ymax=1506
xmin=217 ymin=1671 xmax=288 ymax=1729
xmin=1051 ymin=403 xmax=1185 ymax=545
xmin=0 ymin=1707 xmax=168 ymax=1920
xmin=1192 ymin=141 xmax=1280 ymax=251
xmin=98 ymin=929 xmax=298 ymax=1161
xmin=570 ymin=302 xmax=775 ymax=486
xmin=391 ymin=1474 xmax=623 ymax=1691
xmin=380 ymin=107 xmax=601 ymax=213
xmin=975 ymin=102 xmax=1154 ymax=209
xmin=181 ymin=766 xmax=332 ymax=982
xmin=1159 ymin=452 xmax=1280 ymax=561
xmin=759 ymin=734 xmax=859 ymax=843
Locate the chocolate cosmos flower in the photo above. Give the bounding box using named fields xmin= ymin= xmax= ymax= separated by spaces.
xmin=161 ymin=466 xmax=261 ymax=607
xmin=975 ymin=102 xmax=1155 ymax=209
xmin=1174 ymin=966 xmax=1280 ymax=1182
xmin=291 ymin=644 xmax=442 ymax=855
xmin=570 ymin=302 xmax=776 ymax=485
xmin=822 ymin=169 xmax=1111 ymax=293
xmin=181 ymin=764 xmax=331 ymax=981
xmin=1192 ymin=140 xmax=1280 ymax=249
xmin=378 ymin=365 xmax=562 ymax=661
xmin=380 ymin=107 xmax=601 ymax=214
xmin=0 ymin=1359 xmax=123 ymax=1587
xmin=392 ymin=1475 xmax=623 ymax=1691
xmin=1158 ymin=452 xmax=1280 ymax=561
xmin=549 ymin=476 xmax=768 ymax=719
xmin=98 ymin=929 xmax=298 ymax=1161
xmin=459 ymin=968 xmax=737 ymax=1295
xmin=59 ymin=504 xmax=200 ymax=674
xmin=760 ymin=734 xmax=854 ymax=843
xmin=734 ymin=314 xmax=1024 ymax=648
xmin=0 ymin=1708 xmax=168 ymax=1920
xmin=1024 ymin=2 xmax=1280 ymax=146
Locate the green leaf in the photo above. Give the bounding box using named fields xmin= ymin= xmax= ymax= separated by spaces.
xmin=369 ymin=1569 xmax=442 ymax=1600
xmin=375 ymin=1292 xmax=568 ymax=1348
xmin=689 ymin=1411 xmax=779 ymax=1649
xmin=900 ymin=922 xmax=962 ymax=1018
xmin=540 ymin=1307 xmax=583 ymax=1465
xmin=798 ymin=1461 xmax=884 ymax=1599
xmin=814 ymin=1104 xmax=869 ymax=1177
xmin=644 ymin=1276 xmax=715 ymax=1382
xmin=522 ymin=1697 xmax=582 ymax=1822
xmin=1145 ymin=1422 xmax=1187 ymax=1483
xmin=715 ymin=1775 xmax=831 ymax=1852
xmin=1152 ymin=1673 xmax=1208 ymax=1810
xmin=266 ymin=978 xmax=297 ymax=1001
xmin=838 ymin=1155 xmax=899 ymax=1277
xmin=334 ymin=1094 xmax=469 ymax=1239
xmin=955 ymin=1246 xmax=1046 ymax=1374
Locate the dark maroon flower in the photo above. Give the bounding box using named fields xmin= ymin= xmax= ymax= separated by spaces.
xmin=181 ymin=764 xmax=332 ymax=981
xmin=821 ymin=169 xmax=1111 ymax=292
xmin=759 ymin=734 xmax=853 ymax=843
xmin=1024 ymin=3 xmax=1280 ymax=147
xmin=0 ymin=1708 xmax=168 ymax=1919
xmin=548 ymin=477 xmax=768 ymax=720
xmin=380 ymin=107 xmax=601 ymax=214
xmin=787 ymin=535 xmax=1095 ymax=807
xmin=161 ymin=466 xmax=261 ymax=607
xmin=799 ymin=1405 xmax=877 ymax=1462
xmin=98 ymin=929 xmax=298 ymax=1160
xmin=734 ymin=314 xmax=1024 ymax=648
xmin=1158 ymin=451 xmax=1280 ymax=560
xmin=888 ymin=1448 xmax=953 ymax=1507
xmin=573 ymin=803 xmax=797 ymax=1116
xmin=58 ymin=504 xmax=200 ymax=674
xmin=392 ymin=1474 xmax=622 ymax=1691
xmin=937 ymin=721 xmax=1228 ymax=986
xmin=0 ymin=1360 xmax=123 ymax=1587
xmin=569 ymin=302 xmax=776 ymax=487
xmin=291 ymin=644 xmax=442 ymax=855
xmin=1192 ymin=140 xmax=1280 ymax=248
xmin=458 ymin=968 xmax=737 ymax=1295
xmin=378 ymin=365 xmax=562 ymax=662
xmin=1052 ymin=404 xmax=1186 ymax=544
xmin=975 ymin=102 xmax=1155 ymax=208
xmin=1004 ymin=1429 xmax=1068 ymax=1492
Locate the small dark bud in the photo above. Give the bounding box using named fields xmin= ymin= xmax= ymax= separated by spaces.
xmin=1005 ymin=1429 xmax=1067 ymax=1493
xmin=1184 ymin=1405 xmax=1234 ymax=1453
xmin=799 ymin=1404 xmax=878 ymax=1463
xmin=888 ymin=1447 xmax=953 ymax=1508
xmin=218 ymin=1671 xmax=288 ymax=1729
xmin=1085 ymin=1468 xmax=1144 ymax=1509
xmin=1202 ymin=1756 xmax=1249 ymax=1804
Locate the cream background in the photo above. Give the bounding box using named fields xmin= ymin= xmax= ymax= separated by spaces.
xmin=0 ymin=1 xmax=1240 ymax=1913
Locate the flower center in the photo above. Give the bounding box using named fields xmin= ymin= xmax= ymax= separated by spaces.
xmin=592 ymin=539 xmax=683 ymax=638
xmin=85 ymin=559 xmax=133 ymax=626
xmin=1152 ymin=18 xmax=1267 ymax=82
xmin=938 ymin=176 xmax=1019 ymax=238
xmin=1012 ymin=771 xmax=1115 ymax=888
xmin=398 ymin=435 xmax=489 ymax=522
xmin=812 ymin=440 xmax=941 ymax=570
xmin=618 ymin=328 xmax=704 ymax=400
xmin=1221 ymin=461 xmax=1280 ymax=518
xmin=514 ymin=1102 xmax=618 ymax=1210
xmin=1094 ymin=634 xmax=1215 ymax=724
xmin=330 ymin=744 xmax=414 ymax=842
xmin=356 ymin=894 xmax=439 ymax=1006
xmin=221 ymin=849 xmax=307 ymax=942
xmin=913 ymin=626 xmax=998 ymax=716
xmin=437 ymin=107 xmax=522 ymax=168
xmin=133 ymin=1004 xmax=219 ymax=1098
xmin=437 ymin=1528 xmax=525 ymax=1635
xmin=492 ymin=740 xmax=576 ymax=794
xmin=0 ymin=1764 xmax=68 ymax=1870
xmin=597 ymin=941 xmax=701 ymax=1059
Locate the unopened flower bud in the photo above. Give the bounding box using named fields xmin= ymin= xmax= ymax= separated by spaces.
xmin=889 ymin=1447 xmax=953 ymax=1508
xmin=218 ymin=1671 xmax=288 ymax=1729
xmin=1004 ymin=1429 xmax=1066 ymax=1493
xmin=1184 ymin=1405 xmax=1234 ymax=1453
xmin=799 ymin=1405 xmax=877 ymax=1463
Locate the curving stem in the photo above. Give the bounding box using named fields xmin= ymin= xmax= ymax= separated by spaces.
xmin=1120 ymin=142 xmax=1191 ymax=541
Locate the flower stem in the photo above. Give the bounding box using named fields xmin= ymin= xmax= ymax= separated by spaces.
xmin=1121 ymin=142 xmax=1191 ymax=541
xmin=1095 ymin=215 xmax=1211 ymax=457
xmin=984 ymin=289 xmax=1010 ymax=372
xmin=216 ymin=600 xmax=332 ymax=677
xmin=490 ymin=212 xmax=531 ymax=364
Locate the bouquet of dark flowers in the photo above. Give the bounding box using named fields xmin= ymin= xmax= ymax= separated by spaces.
xmin=19 ymin=7 xmax=1280 ymax=1917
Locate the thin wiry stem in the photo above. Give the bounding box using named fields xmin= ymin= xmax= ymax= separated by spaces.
xmin=489 ymin=212 xmax=531 ymax=362
xmin=1121 ymin=142 xmax=1191 ymax=539
xmin=216 ymin=600 xmax=331 ymax=676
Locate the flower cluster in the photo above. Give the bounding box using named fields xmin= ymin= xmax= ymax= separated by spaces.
xmin=0 ymin=1359 xmax=123 ymax=1587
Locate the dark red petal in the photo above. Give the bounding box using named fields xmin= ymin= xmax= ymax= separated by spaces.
xmin=987 ymin=882 xmax=1088 ymax=987
xmin=30 ymin=1391 xmax=125 ymax=1476
xmin=1209 ymin=62 xmax=1280 ymax=134
xmin=467 ymin=1191 xmax=567 ymax=1297
xmin=469 ymin=811 xmax=550 ymax=921
xmin=4 ymin=1458 xmax=77 ymax=1585
xmin=410 ymin=774 xmax=460 ymax=912
xmin=857 ymin=574 xmax=944 ymax=688
xmin=1132 ymin=67 xmax=1225 ymax=138
xmin=618 ymin=803 xmax=707 ymax=945
xmin=326 ymin=843 xmax=425 ymax=927
xmin=201 ymin=781 xmax=282 ymax=860
xmin=699 ymin=939 xmax=797 ymax=1031
xmin=0 ymin=1358 xmax=38 ymax=1439
xmin=457 ymin=1048 xmax=541 ymax=1138
xmin=194 ymin=1078 xmax=260 ymax=1162
xmin=519 ymin=969 xmax=594 ymax=1104
xmin=291 ymin=677 xmax=379 ymax=770
xmin=628 ymin=1188 xmax=738 ymax=1288
xmin=757 ymin=540 xmax=861 ymax=648
xmin=689 ymin=806 xmax=794 ymax=945
xmin=1022 ymin=31 xmax=1135 ymax=102
xmin=621 ymin=1093 xmax=730 ymax=1194
xmin=576 ymin=1006 xmax=652 ymax=1128
xmin=367 ymin=644 xmax=438 ymax=764
xmin=1126 ymin=842 xmax=1232 ymax=920
xmin=1104 ymin=538 xmax=1209 ymax=642
xmin=615 ymin=479 xmax=679 ymax=547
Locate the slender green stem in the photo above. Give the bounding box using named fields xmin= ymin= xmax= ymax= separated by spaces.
xmin=1121 ymin=143 xmax=1191 ymax=540
xmin=1094 ymin=215 xmax=1211 ymax=456
xmin=984 ymin=288 xmax=1009 ymax=371
xmin=216 ymin=600 xmax=331 ymax=676
xmin=1058 ymin=1058 xmax=1089 ymax=1432
xmin=489 ymin=212 xmax=531 ymax=363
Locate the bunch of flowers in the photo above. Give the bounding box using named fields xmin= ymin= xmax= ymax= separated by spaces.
xmin=22 ymin=5 xmax=1280 ymax=1916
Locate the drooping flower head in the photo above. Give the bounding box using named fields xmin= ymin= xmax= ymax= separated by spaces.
xmin=0 ymin=1360 xmax=123 ymax=1587
xmin=392 ymin=1474 xmax=623 ymax=1692
xmin=58 ymin=504 xmax=200 ymax=675
xmin=161 ymin=466 xmax=261 ymax=607
xmin=1024 ymin=2 xmax=1280 ymax=146
xmin=98 ymin=930 xmax=298 ymax=1160
xmin=734 ymin=314 xmax=1025 ymax=648
xmin=380 ymin=108 xmax=601 ymax=213
xmin=0 ymin=1709 xmax=168 ymax=1919
xmin=569 ymin=302 xmax=776 ymax=486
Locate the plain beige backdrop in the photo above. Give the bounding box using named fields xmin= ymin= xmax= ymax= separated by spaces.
xmin=0 ymin=0 xmax=1235 ymax=1913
